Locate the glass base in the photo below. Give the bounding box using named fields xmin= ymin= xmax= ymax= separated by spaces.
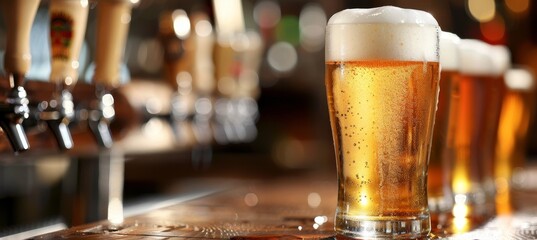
xmin=336 ymin=214 xmax=431 ymax=239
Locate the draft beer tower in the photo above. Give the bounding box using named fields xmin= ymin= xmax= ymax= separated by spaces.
xmin=90 ymin=0 xmax=134 ymax=148
xmin=0 ymin=0 xmax=40 ymax=152
xmin=41 ymin=0 xmax=89 ymax=150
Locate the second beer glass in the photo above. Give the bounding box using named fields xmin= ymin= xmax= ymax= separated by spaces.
xmin=325 ymin=6 xmax=440 ymax=238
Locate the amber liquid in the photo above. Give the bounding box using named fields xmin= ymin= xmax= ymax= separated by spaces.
xmin=495 ymin=88 xmax=535 ymax=214
xmin=326 ymin=60 xmax=439 ymax=235
xmin=428 ymin=71 xmax=459 ymax=214
xmin=446 ymin=73 xmax=505 ymax=218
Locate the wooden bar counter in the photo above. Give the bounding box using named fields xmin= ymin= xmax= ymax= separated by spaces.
xmin=33 ymin=168 xmax=537 ymax=239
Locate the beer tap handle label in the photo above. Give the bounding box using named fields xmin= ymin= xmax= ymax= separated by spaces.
xmin=49 ymin=0 xmax=89 ymax=85
xmin=50 ymin=13 xmax=73 ymax=60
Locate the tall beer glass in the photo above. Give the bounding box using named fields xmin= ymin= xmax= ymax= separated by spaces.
xmin=428 ymin=32 xmax=460 ymax=215
xmin=449 ymin=40 xmax=506 ymax=220
xmin=325 ymin=6 xmax=440 ymax=238
xmin=495 ymin=67 xmax=535 ymax=214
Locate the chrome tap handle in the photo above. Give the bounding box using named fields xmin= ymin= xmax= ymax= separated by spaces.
xmin=0 ymin=0 xmax=40 ymax=152
xmin=0 ymin=79 xmax=30 ymax=152
xmin=88 ymin=90 xmax=114 ymax=149
xmin=40 ymin=89 xmax=74 ymax=150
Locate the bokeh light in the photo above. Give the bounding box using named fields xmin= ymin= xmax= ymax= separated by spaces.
xmin=505 ymin=0 xmax=530 ymax=14
xmin=244 ymin=193 xmax=259 ymax=207
xmin=267 ymin=41 xmax=297 ymax=73
xmin=172 ymin=9 xmax=190 ymax=39
xmin=480 ymin=15 xmax=506 ymax=43
xmin=467 ymin=0 xmax=496 ymax=22
xmin=299 ymin=3 xmax=326 ymax=52
xmin=253 ymin=0 xmax=281 ymax=29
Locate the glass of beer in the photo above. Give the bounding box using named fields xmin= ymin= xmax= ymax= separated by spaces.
xmin=448 ymin=39 xmax=506 ymax=221
xmin=325 ymin=6 xmax=440 ymax=238
xmin=428 ymin=32 xmax=460 ymax=217
xmin=495 ymin=67 xmax=535 ymax=214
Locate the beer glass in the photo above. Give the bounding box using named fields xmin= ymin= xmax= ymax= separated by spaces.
xmin=428 ymin=32 xmax=460 ymax=215
xmin=448 ymin=40 xmax=506 ymax=220
xmin=325 ymin=6 xmax=440 ymax=238
xmin=495 ymin=67 xmax=535 ymax=214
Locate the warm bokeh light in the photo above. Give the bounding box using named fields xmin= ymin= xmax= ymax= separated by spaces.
xmin=299 ymin=3 xmax=326 ymax=52
xmin=480 ymin=15 xmax=505 ymax=43
xmin=452 ymin=216 xmax=471 ymax=233
xmin=253 ymin=0 xmax=281 ymax=29
xmin=172 ymin=10 xmax=191 ymax=39
xmin=80 ymin=0 xmax=88 ymax=8
xmin=244 ymin=193 xmax=259 ymax=207
xmin=267 ymin=41 xmax=297 ymax=73
xmin=195 ymin=20 xmax=213 ymax=37
xmin=108 ymin=198 xmax=124 ymax=225
xmin=505 ymin=0 xmax=530 ymax=14
xmin=453 ymin=203 xmax=470 ymax=218
xmin=307 ymin=192 xmax=322 ymax=208
xmin=467 ymin=0 xmax=496 ymax=22
xmin=453 ymin=170 xmax=471 ymax=194
xmin=213 ymin=0 xmax=245 ymax=35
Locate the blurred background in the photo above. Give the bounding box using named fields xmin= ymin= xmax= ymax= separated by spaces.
xmin=0 ymin=0 xmax=536 ymax=237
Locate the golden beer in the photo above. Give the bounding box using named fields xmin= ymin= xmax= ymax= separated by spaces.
xmin=327 ymin=60 xmax=439 ymax=215
xmin=447 ymin=73 xmax=505 ymax=218
xmin=428 ymin=32 xmax=460 ymax=217
xmin=445 ymin=40 xmax=508 ymax=221
xmin=495 ymin=68 xmax=535 ymax=214
xmin=428 ymin=70 xmax=459 ymax=214
xmin=326 ymin=7 xmax=440 ymax=238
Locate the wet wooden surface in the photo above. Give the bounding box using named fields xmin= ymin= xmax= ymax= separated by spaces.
xmin=33 ymin=170 xmax=537 ymax=239
xmin=35 ymin=172 xmax=338 ymax=239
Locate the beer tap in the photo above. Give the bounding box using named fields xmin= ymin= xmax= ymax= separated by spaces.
xmin=41 ymin=0 xmax=89 ymax=150
xmin=0 ymin=0 xmax=40 ymax=152
xmin=159 ymin=9 xmax=197 ymax=146
xmin=89 ymin=0 xmax=134 ymax=148
xmin=212 ymin=0 xmax=263 ymax=143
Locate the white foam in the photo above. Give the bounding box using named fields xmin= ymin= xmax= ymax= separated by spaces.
xmin=326 ymin=6 xmax=440 ymax=62
xmin=505 ymin=68 xmax=534 ymax=90
xmin=457 ymin=39 xmax=496 ymax=76
xmin=327 ymin=6 xmax=438 ymax=25
xmin=490 ymin=45 xmax=511 ymax=76
xmin=440 ymin=31 xmax=460 ymax=71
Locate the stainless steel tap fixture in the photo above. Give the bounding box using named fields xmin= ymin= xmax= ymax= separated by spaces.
xmin=0 ymin=0 xmax=41 ymax=152
xmin=90 ymin=0 xmax=134 ymax=148
xmin=41 ymin=0 xmax=89 ymax=150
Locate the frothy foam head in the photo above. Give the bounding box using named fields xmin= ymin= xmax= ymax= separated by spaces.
xmin=458 ymin=39 xmax=496 ymax=76
xmin=505 ymin=68 xmax=534 ymax=90
xmin=326 ymin=6 xmax=440 ymax=62
xmin=440 ymin=31 xmax=460 ymax=71
xmin=490 ymin=45 xmax=511 ymax=75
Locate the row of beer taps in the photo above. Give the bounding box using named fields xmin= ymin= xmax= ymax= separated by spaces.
xmin=0 ymin=0 xmax=262 ymax=154
xmin=0 ymin=0 xmax=131 ymax=153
